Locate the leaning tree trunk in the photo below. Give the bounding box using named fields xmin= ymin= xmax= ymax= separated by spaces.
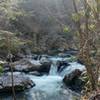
xmin=72 ymin=0 xmax=97 ymax=90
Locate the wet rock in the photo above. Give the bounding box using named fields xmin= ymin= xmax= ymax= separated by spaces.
xmin=39 ymin=62 xmax=51 ymax=73
xmin=63 ymin=69 xmax=84 ymax=92
xmin=57 ymin=61 xmax=70 ymax=72
xmin=77 ymin=59 xmax=84 ymax=65
xmin=0 ymin=72 xmax=35 ymax=92
xmin=39 ymin=56 xmax=51 ymax=73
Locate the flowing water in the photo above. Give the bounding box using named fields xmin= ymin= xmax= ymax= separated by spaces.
xmin=0 ymin=56 xmax=85 ymax=100
xmin=49 ymin=58 xmax=59 ymax=75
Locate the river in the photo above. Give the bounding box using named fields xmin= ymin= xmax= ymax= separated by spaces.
xmin=0 ymin=56 xmax=85 ymax=100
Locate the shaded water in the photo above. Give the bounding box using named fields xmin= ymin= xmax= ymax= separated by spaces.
xmin=0 ymin=56 xmax=85 ymax=100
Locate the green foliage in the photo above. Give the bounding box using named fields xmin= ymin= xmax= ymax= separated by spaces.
xmin=72 ymin=13 xmax=80 ymax=22
xmin=0 ymin=65 xmax=3 ymax=75
xmin=0 ymin=0 xmax=25 ymax=21
xmin=0 ymin=30 xmax=25 ymax=54
xmin=72 ymin=10 xmax=85 ymax=22
xmin=10 ymin=37 xmax=25 ymax=53
xmin=88 ymin=24 xmax=96 ymax=31
xmin=63 ymin=26 xmax=70 ymax=33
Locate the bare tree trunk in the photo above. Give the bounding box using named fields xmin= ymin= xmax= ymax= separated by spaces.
xmin=9 ymin=54 xmax=16 ymax=100
xmin=6 ymin=34 xmax=16 ymax=100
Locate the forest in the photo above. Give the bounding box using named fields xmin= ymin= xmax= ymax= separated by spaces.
xmin=0 ymin=0 xmax=100 ymax=100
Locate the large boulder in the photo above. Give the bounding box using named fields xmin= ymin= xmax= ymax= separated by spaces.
xmin=63 ymin=69 xmax=84 ymax=92
xmin=11 ymin=59 xmax=42 ymax=72
xmin=4 ymin=57 xmax=51 ymax=73
xmin=39 ymin=56 xmax=51 ymax=73
xmin=0 ymin=72 xmax=35 ymax=92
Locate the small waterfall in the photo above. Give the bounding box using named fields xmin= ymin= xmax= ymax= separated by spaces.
xmin=49 ymin=61 xmax=58 ymax=75
xmin=49 ymin=57 xmax=65 ymax=76
xmin=59 ymin=62 xmax=85 ymax=77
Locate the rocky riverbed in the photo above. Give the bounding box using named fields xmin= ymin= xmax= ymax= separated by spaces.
xmin=0 ymin=54 xmax=85 ymax=100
